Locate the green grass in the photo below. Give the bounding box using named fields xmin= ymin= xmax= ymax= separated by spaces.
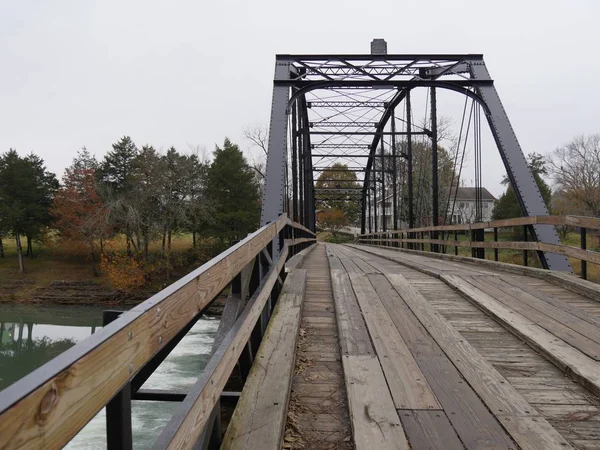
xmin=0 ymin=233 xmax=204 ymax=300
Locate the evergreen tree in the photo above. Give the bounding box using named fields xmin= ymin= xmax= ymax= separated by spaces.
xmin=204 ymin=138 xmax=260 ymax=243
xmin=97 ymin=136 xmax=138 ymax=254
xmin=492 ymin=153 xmax=552 ymax=221
xmin=0 ymin=150 xmax=58 ymax=271
xmin=131 ymin=145 xmax=165 ymax=257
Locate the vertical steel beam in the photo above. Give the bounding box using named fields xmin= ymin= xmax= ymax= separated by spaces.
xmin=373 ymin=171 xmax=378 ymax=233
xmin=431 ymin=87 xmax=439 ymax=252
xmin=367 ymin=189 xmax=372 ymax=234
xmin=380 ymin=136 xmax=386 ymax=232
xmin=300 ymin=98 xmax=313 ymax=230
xmin=406 ymin=90 xmax=414 ymax=229
xmin=431 ymin=87 xmax=439 ymax=228
xmin=391 ymin=109 xmax=398 ymax=230
xmin=298 ymin=116 xmax=304 ymax=227
xmin=261 ymin=59 xmax=291 ymax=231
xmin=291 ymin=99 xmax=299 ymax=223
xmin=469 ymin=60 xmax=571 ymax=272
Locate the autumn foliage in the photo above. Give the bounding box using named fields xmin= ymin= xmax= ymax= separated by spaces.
xmin=99 ymin=253 xmax=146 ymax=293
xmin=318 ymin=208 xmax=348 ymax=235
xmin=52 ymin=166 xmax=110 ymax=260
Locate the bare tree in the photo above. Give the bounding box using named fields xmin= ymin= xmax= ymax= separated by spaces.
xmin=549 ymin=134 xmax=600 ymax=216
xmin=244 ymin=123 xmax=268 ymax=180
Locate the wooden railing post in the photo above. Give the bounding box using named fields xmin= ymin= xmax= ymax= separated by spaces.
xmin=454 ymin=229 xmax=458 ymax=256
xmin=103 ymin=310 xmax=133 ymax=450
xmin=494 ymin=227 xmax=499 ymax=262
xmin=581 ymin=227 xmax=587 ymax=280
xmin=523 ymin=225 xmax=528 ymax=266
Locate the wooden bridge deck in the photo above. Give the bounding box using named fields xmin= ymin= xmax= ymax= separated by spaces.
xmin=274 ymin=243 xmax=600 ymax=450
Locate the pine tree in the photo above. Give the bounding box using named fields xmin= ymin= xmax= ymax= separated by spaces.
xmin=204 ymin=138 xmax=260 ymax=244
xmin=492 ymin=153 xmax=552 ymax=221
xmin=0 ymin=150 xmax=58 ymax=271
xmin=97 ymin=136 xmax=138 ymax=254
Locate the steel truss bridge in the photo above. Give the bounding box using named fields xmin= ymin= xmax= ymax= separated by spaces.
xmin=259 ymin=52 xmax=571 ymax=272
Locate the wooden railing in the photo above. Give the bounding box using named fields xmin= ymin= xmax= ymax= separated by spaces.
xmin=357 ymin=215 xmax=600 ymax=279
xmin=0 ymin=215 xmax=316 ymax=450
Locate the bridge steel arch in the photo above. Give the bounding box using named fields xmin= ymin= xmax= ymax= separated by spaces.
xmin=260 ymin=53 xmax=572 ymax=272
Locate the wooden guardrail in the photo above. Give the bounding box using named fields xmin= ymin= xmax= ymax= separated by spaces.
xmin=357 ymin=215 xmax=600 ymax=279
xmin=0 ymin=215 xmax=316 ymax=450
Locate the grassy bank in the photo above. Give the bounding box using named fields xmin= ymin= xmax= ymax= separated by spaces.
xmin=0 ymin=233 xmax=218 ymax=302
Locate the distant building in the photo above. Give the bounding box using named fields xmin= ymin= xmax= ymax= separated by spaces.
xmin=449 ymin=187 xmax=497 ymax=224
xmin=368 ymin=186 xmax=497 ymax=230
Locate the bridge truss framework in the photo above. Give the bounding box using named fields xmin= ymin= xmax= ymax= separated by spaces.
xmin=259 ymin=53 xmax=571 ymax=272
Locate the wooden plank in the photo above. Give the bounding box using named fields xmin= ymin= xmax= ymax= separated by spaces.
xmin=398 ymin=410 xmax=464 ymax=450
xmin=442 ymin=273 xmax=600 ymax=398
xmin=415 ymin=356 xmax=517 ymax=449
xmin=153 ymin=246 xmax=289 ymax=449
xmin=328 ymin=266 xmax=374 ymax=356
xmin=368 ymin=274 xmax=444 ymax=358
xmin=384 ymin=272 xmax=577 ymax=450
xmin=497 ymin=416 xmax=573 ymax=450
xmin=487 ymin=276 xmax=600 ymax=346
xmin=221 ymin=286 xmax=304 ymax=450
xmin=342 ymin=355 xmax=409 ymax=450
xmin=464 ymin=276 xmax=600 ymax=360
xmin=288 ymin=243 xmax=351 ymax=447
xmin=285 ymin=244 xmax=316 ymax=272
xmin=384 ymin=273 xmax=533 ymax=417
xmin=351 ymin=268 xmax=517 ymax=449
xmin=349 ymin=273 xmax=440 ymax=410
xmin=0 ymin=215 xmax=287 ymax=450
xmin=506 ymin=276 xmax=600 ymax=328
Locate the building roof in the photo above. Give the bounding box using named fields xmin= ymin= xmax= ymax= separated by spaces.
xmin=452 ymin=187 xmax=497 ymax=201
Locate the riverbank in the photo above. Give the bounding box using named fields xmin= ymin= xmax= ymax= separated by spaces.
xmin=0 ymin=233 xmax=225 ymax=308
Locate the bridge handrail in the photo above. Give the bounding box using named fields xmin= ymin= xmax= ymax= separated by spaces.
xmin=358 ymin=215 xmax=600 ymax=235
xmin=0 ymin=214 xmax=315 ymax=449
xmin=357 ymin=215 xmax=599 ymax=280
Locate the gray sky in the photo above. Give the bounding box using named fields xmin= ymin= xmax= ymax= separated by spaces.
xmin=1 ymin=0 xmax=598 ymax=197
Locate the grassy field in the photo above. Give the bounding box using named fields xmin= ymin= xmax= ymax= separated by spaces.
xmin=0 ymin=233 xmax=201 ymax=298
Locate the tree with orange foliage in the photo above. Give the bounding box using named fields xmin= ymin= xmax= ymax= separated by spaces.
xmin=53 ymin=149 xmax=111 ymax=273
xmin=318 ymin=208 xmax=348 ymax=236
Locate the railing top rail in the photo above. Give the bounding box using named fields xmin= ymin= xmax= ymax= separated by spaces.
xmin=358 ymin=215 xmax=600 ymax=237
xmin=0 ymin=214 xmax=316 ymax=449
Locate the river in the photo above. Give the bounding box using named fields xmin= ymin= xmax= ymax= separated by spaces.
xmin=0 ymin=303 xmax=220 ymax=449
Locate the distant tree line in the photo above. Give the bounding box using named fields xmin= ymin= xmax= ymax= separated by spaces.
xmin=493 ymin=134 xmax=600 ymax=228
xmin=0 ymin=136 xmax=260 ymax=274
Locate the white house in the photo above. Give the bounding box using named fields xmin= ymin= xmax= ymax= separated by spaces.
xmin=368 ymin=186 xmax=497 ymax=230
xmin=449 ymin=187 xmax=497 ymax=224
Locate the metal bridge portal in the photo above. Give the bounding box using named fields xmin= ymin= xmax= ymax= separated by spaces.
xmin=260 ymin=44 xmax=572 ymax=272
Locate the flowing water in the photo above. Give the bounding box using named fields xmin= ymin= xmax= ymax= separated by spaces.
xmin=0 ymin=303 xmax=219 ymax=449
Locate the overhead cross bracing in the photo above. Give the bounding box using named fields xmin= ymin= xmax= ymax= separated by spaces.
xmin=260 ymin=51 xmax=573 ymax=272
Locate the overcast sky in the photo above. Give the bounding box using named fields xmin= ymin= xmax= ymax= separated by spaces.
xmin=1 ymin=0 xmax=598 ymax=197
